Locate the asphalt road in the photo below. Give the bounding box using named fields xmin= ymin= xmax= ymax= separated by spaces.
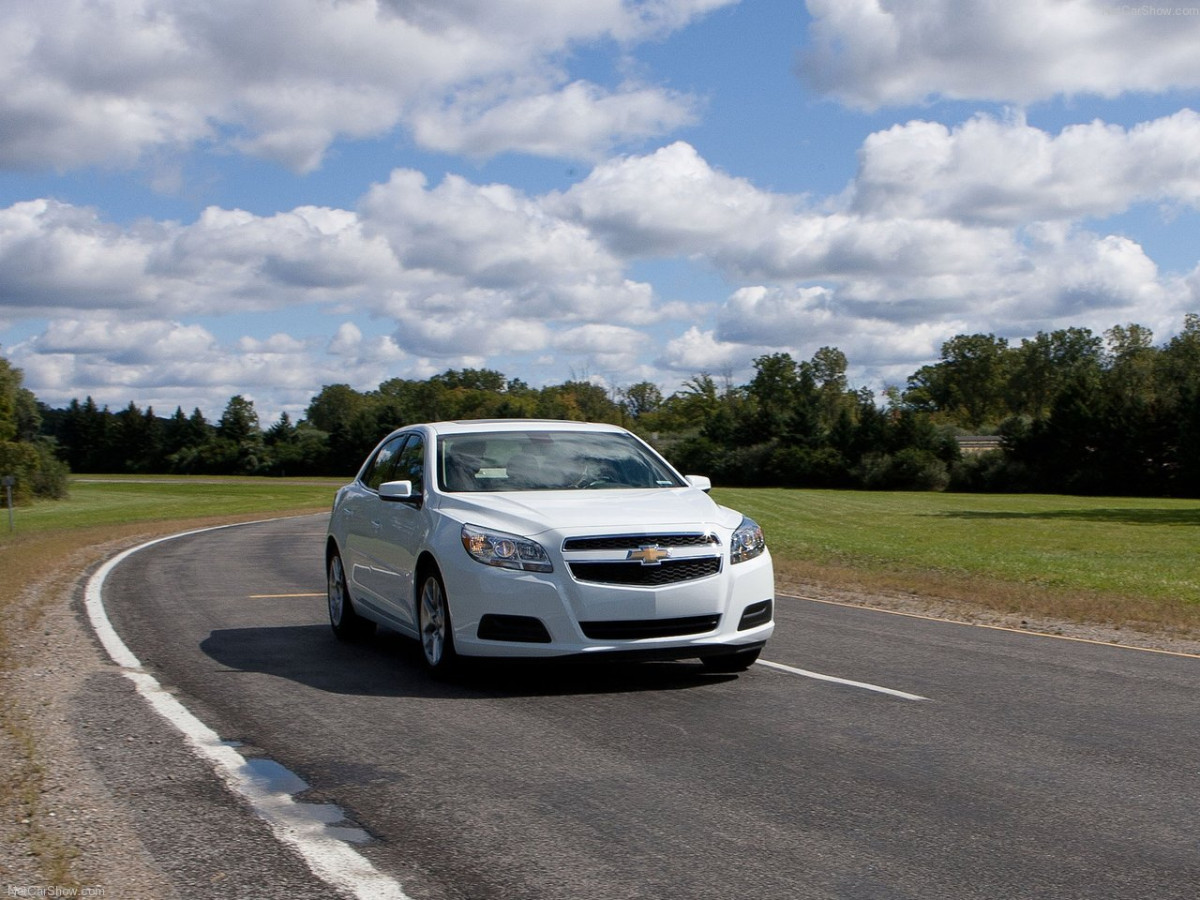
xmin=91 ymin=514 xmax=1200 ymax=900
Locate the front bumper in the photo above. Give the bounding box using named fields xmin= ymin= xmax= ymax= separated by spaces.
xmin=441 ymin=548 xmax=775 ymax=659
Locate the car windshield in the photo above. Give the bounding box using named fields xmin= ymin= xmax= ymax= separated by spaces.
xmin=437 ymin=430 xmax=685 ymax=492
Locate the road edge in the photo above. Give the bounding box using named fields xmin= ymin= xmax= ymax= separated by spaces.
xmin=84 ymin=519 xmax=413 ymax=900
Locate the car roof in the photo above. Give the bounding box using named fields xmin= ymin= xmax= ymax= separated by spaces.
xmin=422 ymin=419 xmax=628 ymax=436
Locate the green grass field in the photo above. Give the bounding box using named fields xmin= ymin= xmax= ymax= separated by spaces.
xmin=5 ymin=475 xmax=344 ymax=533
xmin=715 ymin=488 xmax=1200 ymax=629
xmin=4 ymin=478 xmax=1199 ymax=629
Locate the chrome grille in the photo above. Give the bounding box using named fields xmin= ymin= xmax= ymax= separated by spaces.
xmin=562 ymin=533 xmax=719 ymax=552
xmin=569 ymin=557 xmax=721 ymax=586
xmin=562 ymin=532 xmax=723 ymax=587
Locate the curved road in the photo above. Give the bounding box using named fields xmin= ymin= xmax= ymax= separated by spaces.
xmin=91 ymin=515 xmax=1200 ymax=899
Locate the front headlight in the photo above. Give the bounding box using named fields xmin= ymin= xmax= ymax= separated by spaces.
xmin=461 ymin=524 xmax=553 ymax=573
xmin=730 ymin=516 xmax=766 ymax=564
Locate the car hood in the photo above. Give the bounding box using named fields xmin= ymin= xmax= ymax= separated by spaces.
xmin=433 ymin=487 xmax=743 ymax=538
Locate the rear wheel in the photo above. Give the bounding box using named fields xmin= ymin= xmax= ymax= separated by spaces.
xmin=418 ymin=570 xmax=457 ymax=674
xmin=328 ymin=551 xmax=375 ymax=641
xmin=699 ymin=647 xmax=761 ymax=672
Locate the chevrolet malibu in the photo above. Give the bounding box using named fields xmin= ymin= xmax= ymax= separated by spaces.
xmin=325 ymin=419 xmax=774 ymax=673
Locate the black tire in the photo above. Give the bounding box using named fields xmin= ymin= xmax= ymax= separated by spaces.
xmin=328 ymin=551 xmax=375 ymax=641
xmin=417 ymin=569 xmax=457 ymax=674
xmin=699 ymin=647 xmax=761 ymax=672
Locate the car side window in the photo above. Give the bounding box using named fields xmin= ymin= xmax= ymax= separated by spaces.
xmin=361 ymin=435 xmax=406 ymax=491
xmin=392 ymin=433 xmax=425 ymax=495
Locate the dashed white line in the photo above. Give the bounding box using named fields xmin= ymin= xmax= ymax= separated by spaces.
xmin=755 ymin=658 xmax=929 ymax=701
xmin=85 ymin=522 xmax=413 ymax=900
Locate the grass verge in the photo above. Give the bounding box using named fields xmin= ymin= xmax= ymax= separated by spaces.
xmin=716 ymin=488 xmax=1200 ymax=637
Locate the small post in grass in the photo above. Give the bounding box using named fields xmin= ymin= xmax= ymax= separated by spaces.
xmin=2 ymin=475 xmax=13 ymax=532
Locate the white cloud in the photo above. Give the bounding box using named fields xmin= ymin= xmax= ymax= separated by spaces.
xmin=412 ymin=80 xmax=699 ymax=160
xmin=554 ymin=141 xmax=1022 ymax=293
xmin=801 ymin=0 xmax=1200 ymax=109
xmin=715 ymin=285 xmax=836 ymax=346
xmin=4 ymin=124 xmax=1198 ymax=416
xmin=10 ymin=314 xmax=408 ymax=420
xmin=327 ymin=322 xmax=366 ymax=357
xmin=552 ymin=323 xmax=651 ymax=373
xmin=554 ymin=141 xmax=1016 ymax=286
xmin=0 ymin=200 xmax=157 ymax=310
xmin=363 ymin=171 xmax=612 ymax=291
xmin=658 ymin=325 xmax=750 ymax=373
xmin=852 ymin=110 xmax=1200 ymax=224
xmin=0 ymin=0 xmax=729 ymax=172
xmin=391 ymin=300 xmax=553 ymax=357
xmin=712 ymin=284 xmax=965 ymax=372
xmin=34 ymin=318 xmax=218 ymax=363
xmin=703 ymin=222 xmax=1193 ymax=376
xmin=150 ymin=205 xmax=399 ymax=313
xmin=0 ymin=198 xmax=403 ymax=317
xmin=359 ymin=168 xmax=669 ymax=322
xmin=551 ymin=142 xmax=785 ymax=258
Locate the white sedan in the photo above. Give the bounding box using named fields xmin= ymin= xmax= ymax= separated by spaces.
xmin=325 ymin=419 xmax=774 ymax=673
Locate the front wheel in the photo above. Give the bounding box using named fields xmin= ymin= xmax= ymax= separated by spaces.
xmin=418 ymin=570 xmax=457 ymax=674
xmin=328 ymin=551 xmax=375 ymax=641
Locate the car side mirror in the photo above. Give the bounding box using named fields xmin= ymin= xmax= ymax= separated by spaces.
xmin=685 ymin=475 xmax=712 ymax=493
xmin=379 ymin=480 xmax=419 ymax=503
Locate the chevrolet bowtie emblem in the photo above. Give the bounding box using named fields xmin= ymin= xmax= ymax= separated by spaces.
xmin=628 ymin=545 xmax=670 ymax=565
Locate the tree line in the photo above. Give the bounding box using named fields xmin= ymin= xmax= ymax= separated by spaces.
xmin=3 ymin=313 xmax=1198 ymax=500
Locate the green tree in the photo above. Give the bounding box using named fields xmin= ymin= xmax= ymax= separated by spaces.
xmin=1008 ymin=328 xmax=1103 ymax=419
xmin=0 ymin=353 xmax=31 ymax=442
xmin=429 ymin=368 xmax=507 ymax=392
xmin=621 ymin=381 xmax=664 ymax=420
xmin=306 ymin=383 xmax=368 ymax=434
xmin=266 ymin=411 xmax=297 ymax=445
xmin=673 ymin=374 xmax=723 ymax=429
xmin=808 ymin=346 xmax=851 ymax=432
xmin=906 ymin=333 xmax=1012 ymax=430
xmin=214 ymin=395 xmax=266 ymax=474
xmin=1104 ymin=323 xmax=1157 ymax=404
xmin=58 ymin=397 xmax=112 ymax=472
xmin=526 ymin=380 xmax=616 ymax=422
xmin=162 ymin=406 xmax=209 ymax=460
xmin=1159 ymin=314 xmax=1200 ymax=494
xmin=0 ymin=351 xmax=70 ymax=499
xmin=218 ymin=395 xmax=260 ymax=443
xmin=745 ymin=352 xmax=820 ymax=445
xmin=112 ymin=401 xmax=164 ymax=472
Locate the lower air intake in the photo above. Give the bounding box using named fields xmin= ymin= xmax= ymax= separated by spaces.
xmin=580 ymin=614 xmax=720 ymax=640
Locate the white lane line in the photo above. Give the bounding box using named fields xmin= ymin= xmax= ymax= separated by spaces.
xmin=85 ymin=522 xmax=413 ymax=900
xmin=755 ymin=659 xmax=929 ymax=701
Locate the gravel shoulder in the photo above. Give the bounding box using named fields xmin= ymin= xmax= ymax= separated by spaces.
xmin=2 ymin=539 xmax=180 ymax=898
xmin=3 ymin=531 xmax=1199 ymax=896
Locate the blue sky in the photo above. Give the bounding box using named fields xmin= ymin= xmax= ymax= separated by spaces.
xmin=2 ymin=0 xmax=1200 ymax=422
